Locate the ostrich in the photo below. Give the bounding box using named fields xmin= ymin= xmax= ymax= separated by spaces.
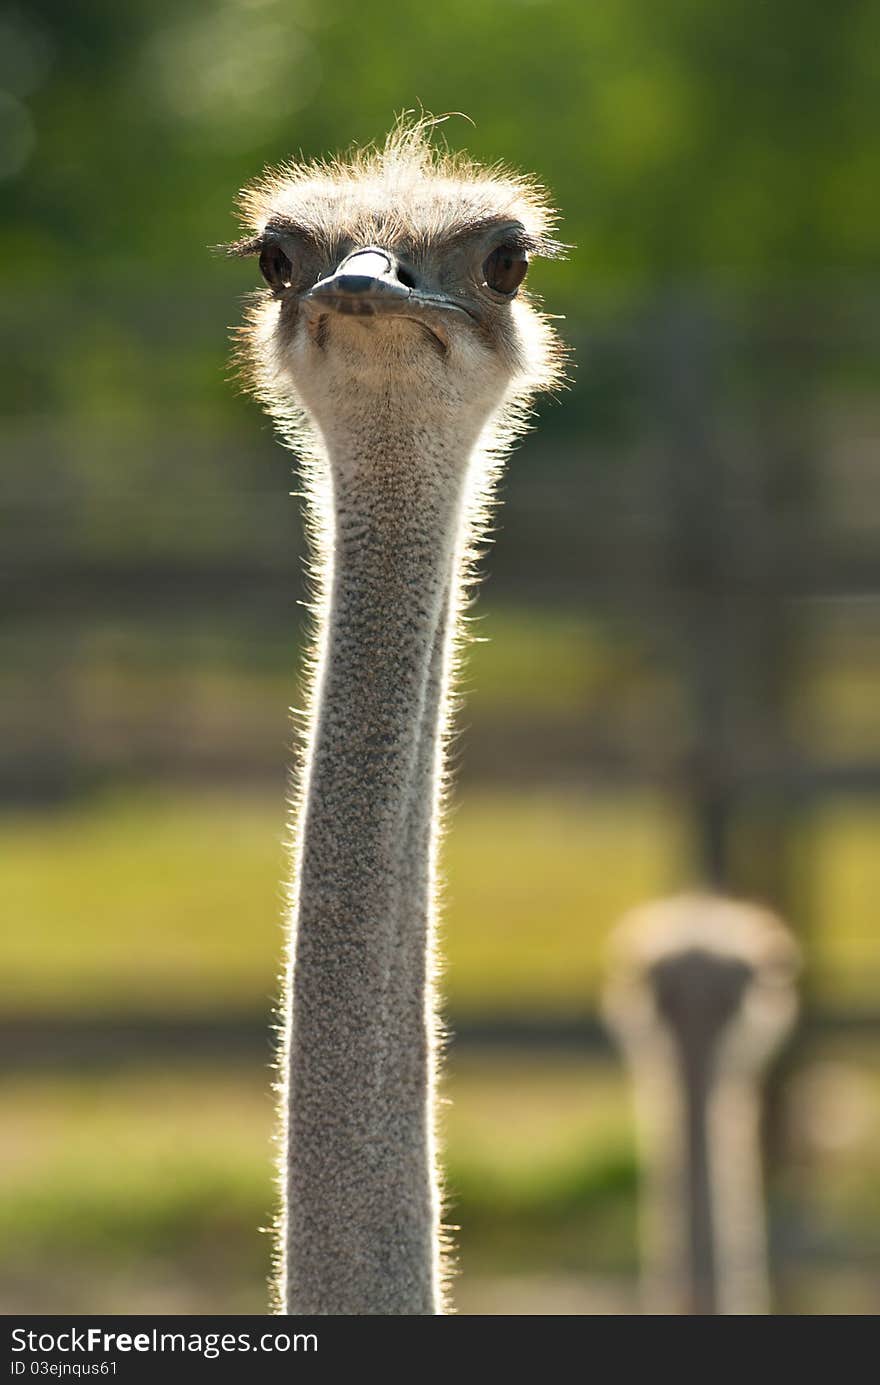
xmin=602 ymin=894 xmax=799 ymax=1315
xmin=227 ymin=120 xmax=565 ymax=1315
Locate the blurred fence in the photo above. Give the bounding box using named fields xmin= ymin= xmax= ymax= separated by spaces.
xmin=4 ymin=286 xmax=879 ymax=1003
xmin=3 ymin=284 xmax=878 ymax=1312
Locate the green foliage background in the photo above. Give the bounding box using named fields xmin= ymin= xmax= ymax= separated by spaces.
xmin=3 ymin=0 xmax=879 ymax=422
xmin=2 ymin=0 xmax=879 ymax=1315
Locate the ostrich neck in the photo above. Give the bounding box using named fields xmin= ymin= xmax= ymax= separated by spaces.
xmin=640 ymin=1035 xmax=770 ymax=1316
xmin=281 ymin=413 xmax=481 ymax=1315
xmin=679 ymin=1046 xmax=718 ymax=1315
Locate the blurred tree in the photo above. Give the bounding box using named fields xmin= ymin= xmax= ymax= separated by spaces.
xmin=0 ymin=0 xmax=877 ymax=449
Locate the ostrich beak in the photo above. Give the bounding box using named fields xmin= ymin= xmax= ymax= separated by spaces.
xmin=302 ymin=247 xmax=471 ymax=326
xmin=304 ymin=247 xmax=412 ymax=317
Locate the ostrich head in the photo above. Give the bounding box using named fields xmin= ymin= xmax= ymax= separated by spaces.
xmin=229 ymin=119 xmax=566 ymax=456
xmin=603 ymin=894 xmax=801 ymax=1075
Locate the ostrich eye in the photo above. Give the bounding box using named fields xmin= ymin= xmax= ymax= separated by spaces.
xmin=482 ymin=245 xmax=528 ymax=296
xmin=259 ymin=241 xmax=294 ymax=290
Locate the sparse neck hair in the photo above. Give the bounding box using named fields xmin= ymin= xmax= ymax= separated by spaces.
xmin=230 ymin=118 xmax=566 ymax=1315
xmin=277 ymin=393 xmax=512 ymax=1314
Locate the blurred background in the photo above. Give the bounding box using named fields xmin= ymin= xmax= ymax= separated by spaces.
xmin=2 ymin=0 xmax=879 ymax=1314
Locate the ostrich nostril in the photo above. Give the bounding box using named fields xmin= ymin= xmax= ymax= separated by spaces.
xmin=335 ymin=274 xmax=374 ymax=294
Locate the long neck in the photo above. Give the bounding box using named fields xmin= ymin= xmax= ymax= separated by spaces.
xmin=634 ymin=1023 xmax=771 ymax=1315
xmin=678 ymin=1046 xmax=771 ymax=1315
xmin=678 ymin=1044 xmax=719 ymax=1313
xmin=703 ymin=1057 xmax=773 ymax=1315
xmin=279 ymin=415 xmax=482 ymax=1315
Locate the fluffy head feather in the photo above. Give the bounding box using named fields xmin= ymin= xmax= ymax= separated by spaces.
xmin=230 ymin=114 xmax=565 ymax=266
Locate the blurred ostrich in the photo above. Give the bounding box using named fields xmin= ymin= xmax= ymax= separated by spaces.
xmin=603 ymin=894 xmax=799 ymax=1315
xmin=228 ymin=120 xmax=565 ymax=1314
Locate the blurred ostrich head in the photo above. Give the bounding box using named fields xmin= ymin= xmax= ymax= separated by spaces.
xmin=604 ymin=893 xmax=801 ymax=1071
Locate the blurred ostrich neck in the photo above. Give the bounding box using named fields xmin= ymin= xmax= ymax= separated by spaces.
xmin=676 ymin=1035 xmax=721 ymax=1314
xmin=651 ymin=954 xmax=768 ymax=1316
xmin=284 ymin=403 xmax=490 ymax=1315
xmin=664 ymin=1036 xmax=770 ymax=1316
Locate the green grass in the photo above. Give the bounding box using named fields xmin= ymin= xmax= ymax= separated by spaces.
xmin=465 ymin=609 xmax=660 ymax=716
xmin=3 ymin=1049 xmax=879 ymax=1312
xmin=1 ymin=787 xmax=688 ymax=1016
xmin=0 ymin=1057 xmax=633 ymax=1251
xmin=2 ymin=790 xmax=285 ymax=1016
xmin=442 ymin=791 xmax=687 ymax=1011
xmin=809 ymin=803 xmax=880 ymax=998
xmin=0 ymin=1065 xmax=273 ymax=1257
xmin=0 ymin=1064 xmax=274 ymax=1313
xmin=444 ymin=1052 xmax=638 ymax=1275
xmin=2 ymin=787 xmax=879 ymax=1016
xmin=0 ymin=1057 xmax=638 ymax=1312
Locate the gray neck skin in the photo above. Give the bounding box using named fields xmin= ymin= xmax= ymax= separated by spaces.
xmin=280 ymin=418 xmax=476 ymax=1315
xmin=677 ymin=1044 xmax=718 ymax=1314
xmin=651 ymin=952 xmax=754 ymax=1315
